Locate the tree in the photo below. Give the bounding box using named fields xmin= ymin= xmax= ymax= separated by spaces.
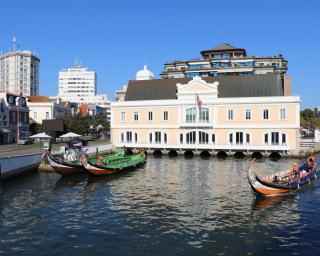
xmin=301 ymin=108 xmax=315 ymax=123
xmin=29 ymin=117 xmax=42 ymax=135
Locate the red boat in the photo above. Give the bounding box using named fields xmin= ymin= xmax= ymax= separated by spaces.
xmin=47 ymin=154 xmax=86 ymax=176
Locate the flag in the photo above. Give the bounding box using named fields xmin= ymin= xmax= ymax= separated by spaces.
xmin=196 ymin=94 xmax=202 ymax=108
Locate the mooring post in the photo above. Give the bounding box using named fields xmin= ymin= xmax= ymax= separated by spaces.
xmin=0 ymin=163 xmax=2 ymax=194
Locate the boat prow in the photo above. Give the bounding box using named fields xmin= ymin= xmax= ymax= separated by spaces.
xmin=47 ymin=154 xmax=86 ymax=176
xmin=247 ymin=168 xmax=291 ymax=197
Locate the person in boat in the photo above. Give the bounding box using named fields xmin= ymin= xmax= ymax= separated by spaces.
xmin=306 ymin=156 xmax=315 ymax=172
xmin=123 ymin=145 xmax=127 ymax=155
xmin=291 ymin=163 xmax=300 ymax=177
xmin=96 ymin=154 xmax=104 ymax=166
xmin=139 ymin=148 xmax=145 ymax=154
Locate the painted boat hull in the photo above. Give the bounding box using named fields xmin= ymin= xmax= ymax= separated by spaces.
xmin=84 ymin=154 xmax=146 ymax=176
xmin=247 ymin=164 xmax=317 ymax=197
xmin=47 ymin=155 xmax=86 ymax=176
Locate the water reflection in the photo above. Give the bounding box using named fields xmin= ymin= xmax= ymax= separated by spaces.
xmin=0 ymin=156 xmax=319 ymax=255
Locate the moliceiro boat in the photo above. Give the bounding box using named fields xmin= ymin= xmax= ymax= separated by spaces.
xmin=247 ymin=158 xmax=318 ymax=197
xmin=84 ymin=151 xmax=146 ymax=176
xmin=47 ymin=153 xmax=86 ymax=176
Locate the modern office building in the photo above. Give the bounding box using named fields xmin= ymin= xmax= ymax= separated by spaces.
xmin=0 ymin=39 xmax=40 ymax=96
xmin=160 ymin=43 xmax=287 ymax=79
xmin=57 ymin=63 xmax=111 ymax=119
xmin=110 ymin=74 xmax=300 ymax=157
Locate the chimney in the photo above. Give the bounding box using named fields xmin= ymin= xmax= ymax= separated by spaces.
xmin=283 ymin=75 xmax=292 ymax=96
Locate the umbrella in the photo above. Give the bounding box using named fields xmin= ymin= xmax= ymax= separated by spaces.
xmin=96 ymin=124 xmax=104 ymax=130
xmin=29 ymin=132 xmax=52 ymax=152
xmin=60 ymin=132 xmax=81 ymax=138
xmin=29 ymin=132 xmax=52 ymax=139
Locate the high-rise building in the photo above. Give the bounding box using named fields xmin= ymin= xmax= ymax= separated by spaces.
xmin=160 ymin=43 xmax=287 ymax=79
xmin=57 ymin=62 xmax=110 ymax=119
xmin=58 ymin=63 xmax=96 ymax=100
xmin=0 ymin=38 xmax=40 ymax=96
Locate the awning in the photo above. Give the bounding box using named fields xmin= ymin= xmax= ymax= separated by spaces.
xmin=0 ymin=128 xmax=12 ymax=133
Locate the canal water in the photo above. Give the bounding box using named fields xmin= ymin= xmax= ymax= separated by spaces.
xmin=1 ymin=156 xmax=320 ymax=255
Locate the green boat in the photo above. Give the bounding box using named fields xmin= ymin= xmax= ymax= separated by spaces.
xmin=84 ymin=150 xmax=147 ymax=176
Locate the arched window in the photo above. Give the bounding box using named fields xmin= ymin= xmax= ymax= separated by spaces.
xmin=199 ymin=131 xmax=209 ymax=144
xmin=186 ymin=131 xmax=196 ymax=144
xmin=229 ymin=132 xmax=250 ymax=145
xmin=263 ymin=132 xmax=287 ymax=146
xmin=155 ymin=132 xmax=161 ymax=143
xmin=199 ymin=108 xmax=209 ymax=123
xmin=186 ymin=108 xmax=196 ymax=123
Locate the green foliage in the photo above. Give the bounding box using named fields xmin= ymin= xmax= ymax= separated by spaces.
xmin=60 ymin=114 xmax=110 ymax=135
xmin=29 ymin=117 xmax=42 ymax=134
xmin=300 ymin=108 xmax=319 ymax=127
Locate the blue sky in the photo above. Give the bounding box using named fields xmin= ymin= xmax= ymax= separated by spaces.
xmin=0 ymin=0 xmax=319 ymax=108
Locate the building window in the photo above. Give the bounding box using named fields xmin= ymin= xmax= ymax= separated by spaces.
xmin=155 ymin=132 xmax=161 ymax=144
xmin=126 ymin=131 xmax=132 ymax=143
xmin=246 ymin=134 xmax=250 ymax=144
xmin=149 ymin=133 xmax=153 ymax=143
xmin=134 ymin=112 xmax=139 ymax=121
xmin=264 ymin=134 xmax=268 ymax=144
xmin=280 ymin=108 xmax=286 ymax=120
xmin=263 ymin=109 xmax=269 ymax=120
xmin=23 ymin=113 xmax=27 ymax=124
xmin=180 ymin=134 xmax=183 ymax=144
xmin=135 ymin=133 xmax=138 ymax=143
xmin=164 ymin=133 xmax=167 ymax=144
xmin=236 ymin=132 xmax=243 ymax=144
xmin=212 ymin=134 xmax=215 ymax=144
xmin=282 ymin=133 xmax=286 ymax=145
xmin=229 ymin=133 xmax=233 ymax=144
xmin=271 ymin=132 xmax=279 ymax=145
xmin=121 ymin=112 xmax=125 ymax=121
xmin=245 ymin=109 xmax=251 ymax=120
xmin=199 ymin=131 xmax=209 ymax=144
xmin=186 ymin=108 xmax=196 ymax=123
xmin=186 ymin=131 xmax=196 ymax=144
xmin=163 ymin=111 xmax=168 ymax=121
xmin=199 ymin=108 xmax=209 ymax=123
xmin=228 ymin=109 xmax=234 ymax=121
xmin=148 ymin=111 xmax=153 ymax=121
xmin=121 ymin=133 xmax=124 ymax=143
xmin=46 ymin=112 xmax=49 ymax=119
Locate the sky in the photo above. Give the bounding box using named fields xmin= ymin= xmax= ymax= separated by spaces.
xmin=0 ymin=0 xmax=319 ymax=108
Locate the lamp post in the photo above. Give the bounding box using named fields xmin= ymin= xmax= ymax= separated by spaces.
xmin=15 ymin=97 xmax=20 ymax=143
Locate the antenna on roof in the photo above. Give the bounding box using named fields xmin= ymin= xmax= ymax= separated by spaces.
xmin=13 ymin=37 xmax=17 ymax=51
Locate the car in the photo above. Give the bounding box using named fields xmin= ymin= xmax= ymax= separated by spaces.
xmin=68 ymin=138 xmax=88 ymax=148
xmin=17 ymin=138 xmax=34 ymax=145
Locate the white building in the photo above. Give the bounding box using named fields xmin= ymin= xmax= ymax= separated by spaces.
xmin=0 ymin=39 xmax=40 ymax=96
xmin=57 ymin=63 xmax=110 ymax=118
xmin=27 ymin=96 xmax=71 ymax=124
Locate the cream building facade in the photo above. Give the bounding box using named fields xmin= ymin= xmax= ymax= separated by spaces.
xmin=111 ymin=74 xmax=300 ymax=156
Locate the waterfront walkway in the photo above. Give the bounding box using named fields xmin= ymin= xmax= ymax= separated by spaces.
xmin=0 ymin=140 xmax=112 ymax=158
